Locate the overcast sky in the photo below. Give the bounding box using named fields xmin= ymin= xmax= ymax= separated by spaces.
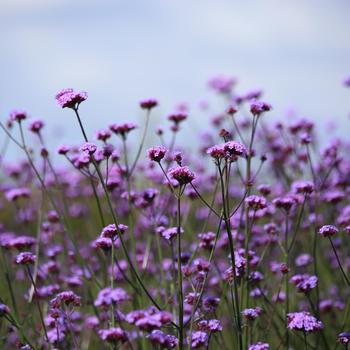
xmin=1 ymin=0 xmax=350 ymax=156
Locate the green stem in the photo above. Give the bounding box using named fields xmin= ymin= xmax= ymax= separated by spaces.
xmin=177 ymin=189 xmax=184 ymax=350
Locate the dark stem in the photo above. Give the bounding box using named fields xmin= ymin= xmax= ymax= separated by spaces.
xmin=328 ymin=237 xmax=350 ymax=287
xmin=177 ymin=190 xmax=184 ymax=349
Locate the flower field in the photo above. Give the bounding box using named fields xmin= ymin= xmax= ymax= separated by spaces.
xmin=0 ymin=78 xmax=350 ymax=349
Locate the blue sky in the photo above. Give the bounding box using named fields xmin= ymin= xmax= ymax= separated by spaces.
xmin=1 ymin=0 xmax=350 ymax=155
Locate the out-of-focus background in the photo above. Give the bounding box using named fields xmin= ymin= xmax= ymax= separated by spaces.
xmin=1 ymin=0 xmax=350 ymax=152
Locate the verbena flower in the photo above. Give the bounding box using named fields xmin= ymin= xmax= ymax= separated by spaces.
xmin=290 ymin=274 xmax=318 ymax=293
xmin=148 ymin=330 xmax=178 ymax=348
xmin=248 ymin=342 xmax=269 ymax=350
xmin=98 ymin=327 xmax=128 ymax=343
xmin=140 ymin=98 xmax=158 ymax=110
xmin=190 ymin=331 xmax=208 ymax=348
xmin=148 ymin=146 xmax=167 ymax=162
xmin=242 ymin=307 xmax=262 ymax=321
xmin=101 ymin=223 xmax=128 ymax=239
xmin=28 ymin=119 xmax=44 ymax=133
xmin=109 ymin=122 xmax=137 ymax=138
xmin=55 ymin=88 xmax=87 ymax=109
xmin=9 ymin=109 xmax=27 ymax=122
xmin=15 ymin=252 xmax=36 ymax=265
xmin=319 ymin=225 xmax=338 ymax=237
xmin=168 ymin=166 xmax=195 ymax=185
xmin=5 ymin=188 xmax=31 ymax=202
xmin=94 ymin=287 xmax=130 ymax=308
xmin=245 ymin=195 xmax=267 ymax=210
xmin=287 ymin=312 xmax=323 ymax=332
xmin=50 ymin=291 xmax=81 ymax=309
xmin=338 ymin=332 xmax=350 ymax=345
xmin=250 ymin=100 xmax=272 ymax=116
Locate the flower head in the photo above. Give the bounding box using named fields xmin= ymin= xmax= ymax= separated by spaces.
xmin=319 ymin=225 xmax=338 ymax=237
xmin=15 ymin=252 xmax=36 ymax=265
xmin=248 ymin=342 xmax=269 ymax=350
xmin=208 ymin=75 xmax=236 ymax=94
xmin=50 ymin=291 xmax=81 ymax=309
xmin=109 ymin=122 xmax=137 ymax=138
xmin=250 ymin=100 xmax=272 ymax=116
xmin=190 ymin=331 xmax=208 ymax=348
xmin=242 ymin=307 xmax=262 ymax=321
xmin=55 ymin=88 xmax=87 ymax=109
xmin=149 ymin=330 xmax=178 ymax=348
xmin=287 ymin=312 xmax=323 ymax=332
xmin=148 ymin=146 xmax=167 ymax=162
xmin=168 ymin=166 xmax=195 ymax=185
xmin=168 ymin=113 xmax=187 ymax=124
xmin=9 ymin=109 xmax=27 ymax=122
xmin=80 ymin=142 xmax=97 ymax=155
xmin=338 ymin=332 xmax=350 ymax=345
xmin=290 ymin=274 xmax=318 ymax=293
xmin=245 ymin=195 xmax=267 ymax=210
xmin=29 ymin=119 xmax=44 ymax=133
xmin=140 ymin=98 xmax=158 ymax=110
xmin=98 ymin=327 xmax=128 ymax=343
xmin=343 ymin=77 xmax=350 ymax=87
xmin=0 ymin=303 xmax=10 ymax=317
xmin=101 ymin=223 xmax=128 ymax=239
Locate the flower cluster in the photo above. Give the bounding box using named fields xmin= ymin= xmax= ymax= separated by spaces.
xmin=0 ymin=77 xmax=349 ymax=349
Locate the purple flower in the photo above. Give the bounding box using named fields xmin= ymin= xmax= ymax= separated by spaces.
xmin=148 ymin=330 xmax=178 ymax=348
xmin=242 ymin=307 xmax=262 ymax=321
xmin=50 ymin=291 xmax=81 ymax=309
xmin=9 ymin=109 xmax=27 ymax=122
xmin=287 ymin=312 xmax=323 ymax=332
xmin=160 ymin=227 xmax=184 ymax=241
xmin=140 ymin=98 xmax=158 ymax=110
xmin=250 ymin=100 xmax=272 ymax=116
xmin=7 ymin=236 xmax=36 ymax=250
xmin=101 ymin=223 xmax=128 ymax=239
xmin=127 ymin=309 xmax=172 ymax=332
xmin=198 ymin=232 xmax=216 ymax=250
xmin=190 ymin=331 xmax=208 ymax=348
xmin=80 ymin=142 xmax=97 ymax=155
xmin=55 ymin=88 xmax=87 ymax=109
xmin=85 ymin=316 xmax=100 ymax=329
xmin=98 ymin=327 xmax=128 ymax=343
xmin=148 ymin=146 xmax=167 ymax=162
xmin=245 ymin=195 xmax=267 ymax=210
xmin=96 ymin=128 xmax=112 ymax=141
xmin=208 ymin=75 xmax=236 ymax=94
xmin=319 ymin=225 xmax=338 ymax=237
xmin=109 ymin=122 xmax=137 ymax=138
xmin=92 ymin=237 xmax=113 ymax=250
xmin=15 ymin=252 xmax=36 ymax=265
xmin=94 ymin=287 xmax=130 ymax=308
xmin=343 ymin=77 xmax=350 ymax=87
xmin=198 ymin=319 xmax=223 ymax=332
xmin=206 ymin=144 xmax=226 ymax=159
xmin=290 ymin=274 xmax=318 ymax=293
xmin=223 ymin=141 xmax=246 ymax=158
xmin=223 ymin=253 xmax=247 ymax=281
xmin=248 ymin=342 xmax=269 ymax=350
xmin=292 ymin=180 xmax=314 ymax=195
xmin=168 ymin=113 xmax=187 ymax=124
xmin=5 ymin=187 xmax=31 ymax=202
xmin=273 ymin=196 xmax=295 ymax=212
xmin=29 ymin=119 xmax=44 ymax=133
xmin=338 ymin=332 xmax=350 ymax=344
xmin=57 ymin=144 xmax=70 ymax=155
xmin=0 ymin=303 xmax=11 ymax=317
xmin=295 ymin=254 xmax=312 ymax=267
xmin=168 ymin=166 xmax=195 ymax=185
